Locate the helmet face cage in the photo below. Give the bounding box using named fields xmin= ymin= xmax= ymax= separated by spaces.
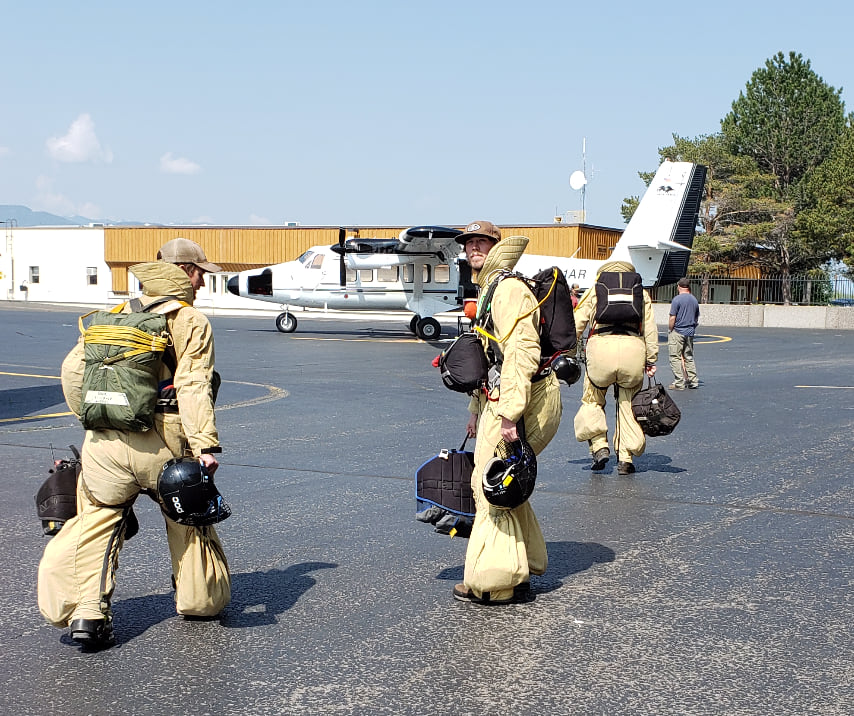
xmin=158 ymin=457 xmax=231 ymax=526
xmin=482 ymin=438 xmax=537 ymax=509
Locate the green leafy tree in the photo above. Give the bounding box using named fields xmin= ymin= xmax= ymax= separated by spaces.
xmin=720 ymin=51 xmax=847 ymax=302
xmin=797 ymin=118 xmax=854 ymax=269
xmin=722 ymin=51 xmax=846 ymax=196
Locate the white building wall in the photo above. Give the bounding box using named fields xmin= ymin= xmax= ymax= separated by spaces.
xmin=0 ymin=226 xmax=281 ymax=312
xmin=1 ymin=226 xmax=112 ymax=304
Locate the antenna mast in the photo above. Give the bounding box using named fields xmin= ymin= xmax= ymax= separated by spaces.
xmin=582 ymin=138 xmax=587 ymax=219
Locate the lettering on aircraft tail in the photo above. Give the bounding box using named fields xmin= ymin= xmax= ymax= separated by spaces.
xmin=564 ymin=269 xmax=587 ymax=280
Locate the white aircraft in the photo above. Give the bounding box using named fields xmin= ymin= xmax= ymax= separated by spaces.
xmin=226 ymin=161 xmax=707 ymax=339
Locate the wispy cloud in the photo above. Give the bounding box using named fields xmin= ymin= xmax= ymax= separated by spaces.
xmin=46 ymin=114 xmax=113 ymax=163
xmin=34 ymin=175 xmax=101 ymax=217
xmin=160 ymin=152 xmax=201 ymax=175
xmin=249 ymin=214 xmax=272 ymax=225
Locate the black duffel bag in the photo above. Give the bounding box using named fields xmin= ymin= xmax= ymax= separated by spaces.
xmin=631 ymin=377 xmax=681 ymax=437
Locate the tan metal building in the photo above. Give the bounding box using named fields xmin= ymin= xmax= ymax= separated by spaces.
xmin=104 ymin=223 xmax=623 ymax=294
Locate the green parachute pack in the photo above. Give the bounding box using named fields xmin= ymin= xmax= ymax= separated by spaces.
xmin=79 ymin=297 xmax=186 ymax=431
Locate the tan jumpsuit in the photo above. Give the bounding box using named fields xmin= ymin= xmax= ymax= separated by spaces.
xmin=38 ymin=261 xmax=230 ymax=627
xmin=463 ymin=237 xmax=563 ymax=602
xmin=573 ymin=270 xmax=659 ymax=465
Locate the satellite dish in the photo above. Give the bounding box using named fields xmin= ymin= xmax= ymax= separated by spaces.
xmin=569 ymin=170 xmax=587 ymax=190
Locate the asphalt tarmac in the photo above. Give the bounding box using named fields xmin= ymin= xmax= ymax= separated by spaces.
xmin=1 ymin=302 xmax=852 ymax=716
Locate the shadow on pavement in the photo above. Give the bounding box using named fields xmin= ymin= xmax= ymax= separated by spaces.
xmin=222 ymin=562 xmax=338 ymax=628
xmin=106 ymin=562 xmax=339 ymax=642
xmin=0 ymin=384 xmax=66 ymax=419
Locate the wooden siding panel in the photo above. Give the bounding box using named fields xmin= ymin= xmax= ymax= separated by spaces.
xmin=111 ymin=266 xmax=128 ymax=294
xmin=103 ymin=223 xmax=621 ymax=273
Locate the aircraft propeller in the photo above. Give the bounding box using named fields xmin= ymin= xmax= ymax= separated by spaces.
xmin=335 ymin=227 xmax=346 ymax=286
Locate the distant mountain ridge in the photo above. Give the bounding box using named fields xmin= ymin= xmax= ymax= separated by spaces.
xmin=0 ymin=205 xmax=149 ymax=227
xmin=0 ymin=205 xmax=80 ymax=226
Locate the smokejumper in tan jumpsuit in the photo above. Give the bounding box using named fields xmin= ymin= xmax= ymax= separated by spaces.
xmin=38 ymin=261 xmax=230 ymax=632
xmin=462 ymin=236 xmax=563 ymax=603
xmin=573 ymin=260 xmax=658 ymax=469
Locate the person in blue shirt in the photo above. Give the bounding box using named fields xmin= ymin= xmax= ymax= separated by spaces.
xmin=668 ymin=277 xmax=700 ymax=390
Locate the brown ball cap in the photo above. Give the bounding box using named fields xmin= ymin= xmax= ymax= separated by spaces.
xmin=455 ymin=220 xmax=501 ymax=245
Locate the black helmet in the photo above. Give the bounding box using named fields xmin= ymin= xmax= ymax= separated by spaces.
xmin=157 ymin=457 xmax=231 ymax=526
xmin=551 ymin=355 xmax=581 ymax=386
xmin=482 ymin=438 xmax=537 ymax=509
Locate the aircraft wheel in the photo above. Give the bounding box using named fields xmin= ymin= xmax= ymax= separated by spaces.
xmin=409 ymin=315 xmax=420 ymax=334
xmin=275 ymin=312 xmax=298 ymax=333
xmin=416 ymin=317 xmax=441 ymax=340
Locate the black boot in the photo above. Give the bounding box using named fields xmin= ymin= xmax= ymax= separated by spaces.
xmin=70 ymin=618 xmax=115 ymax=650
xmin=591 ymin=448 xmax=610 ymax=471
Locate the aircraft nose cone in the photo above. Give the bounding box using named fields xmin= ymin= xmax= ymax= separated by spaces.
xmin=226 ymin=275 xmax=240 ymax=296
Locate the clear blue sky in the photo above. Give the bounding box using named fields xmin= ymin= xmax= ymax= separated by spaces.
xmin=1 ymin=1 xmax=851 ymax=230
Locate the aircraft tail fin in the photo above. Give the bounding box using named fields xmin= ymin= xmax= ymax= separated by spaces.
xmin=656 ymin=164 xmax=707 ymax=285
xmin=612 ymin=161 xmax=707 ymax=286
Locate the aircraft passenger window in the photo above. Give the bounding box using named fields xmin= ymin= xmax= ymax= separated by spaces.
xmin=346 ymin=269 xmax=357 ymax=283
xmin=434 ymin=265 xmax=450 ymax=283
xmin=358 ymin=270 xmax=373 ymax=283
xmin=422 ymin=265 xmax=431 ymax=282
xmin=310 ymin=254 xmax=324 ymax=269
xmin=377 ymin=266 xmax=398 ymax=282
xmin=208 ymin=275 xmax=217 ymax=292
xmin=402 ymin=265 xmax=414 ymax=283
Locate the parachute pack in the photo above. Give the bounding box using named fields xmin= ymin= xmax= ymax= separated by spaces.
xmin=435 ymin=267 xmax=580 ymax=393
xmin=526 ymin=266 xmax=578 ymax=358
xmin=593 ymin=271 xmax=644 ymax=332
xmin=79 ymin=297 xmax=186 ymax=431
xmin=476 ymin=267 xmax=579 ymax=379
xmin=437 ymin=331 xmax=489 ymax=393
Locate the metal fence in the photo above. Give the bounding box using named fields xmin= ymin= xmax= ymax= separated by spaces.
xmin=649 ymin=274 xmax=854 ymax=305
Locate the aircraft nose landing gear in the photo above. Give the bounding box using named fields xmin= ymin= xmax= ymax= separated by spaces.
xmin=276 ymin=312 xmax=298 ymax=333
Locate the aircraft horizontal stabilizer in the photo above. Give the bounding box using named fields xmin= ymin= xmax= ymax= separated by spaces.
xmin=628 ymin=237 xmax=692 ymax=252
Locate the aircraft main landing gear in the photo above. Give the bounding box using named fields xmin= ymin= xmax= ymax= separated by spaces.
xmin=276 ymin=311 xmax=298 ymax=333
xmin=409 ymin=315 xmax=420 ymax=334
xmin=415 ymin=317 xmax=441 ymax=340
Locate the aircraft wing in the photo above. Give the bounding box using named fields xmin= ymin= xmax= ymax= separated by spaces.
xmin=396 ymin=226 xmax=463 ymax=259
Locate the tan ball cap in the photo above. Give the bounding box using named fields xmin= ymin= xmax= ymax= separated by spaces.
xmin=157 ymin=238 xmax=223 ymax=273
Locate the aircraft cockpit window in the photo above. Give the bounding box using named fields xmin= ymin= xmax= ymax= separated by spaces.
xmin=434 ymin=265 xmax=450 ymax=283
xmin=310 ymin=254 xmax=324 ymax=269
xmin=297 ymin=251 xmax=314 ymax=265
xmin=377 ymin=266 xmax=398 ymax=282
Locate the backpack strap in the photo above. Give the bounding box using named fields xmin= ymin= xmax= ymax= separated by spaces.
xmin=474 ymin=271 xmax=542 ymax=345
xmin=138 ymin=297 xmax=189 ymax=376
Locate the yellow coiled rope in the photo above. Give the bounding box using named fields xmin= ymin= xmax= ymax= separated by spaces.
xmin=79 ymin=304 xmax=170 ymax=365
